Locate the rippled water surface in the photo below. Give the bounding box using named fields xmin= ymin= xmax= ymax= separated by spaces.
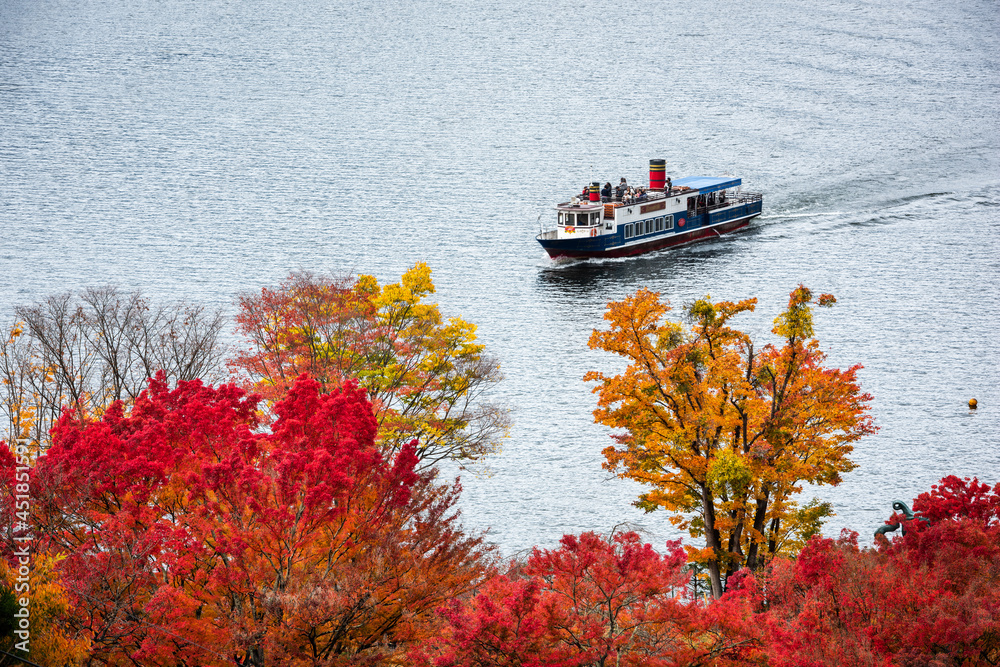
xmin=3 ymin=0 xmax=999 ymax=553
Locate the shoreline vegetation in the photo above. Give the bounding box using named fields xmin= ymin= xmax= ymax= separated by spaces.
xmin=2 ymin=264 xmax=998 ymax=666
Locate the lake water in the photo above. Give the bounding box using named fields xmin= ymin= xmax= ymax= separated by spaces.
xmin=2 ymin=0 xmax=998 ymax=554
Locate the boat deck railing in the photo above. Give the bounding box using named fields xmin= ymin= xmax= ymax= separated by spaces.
xmin=607 ymin=187 xmax=693 ymax=206
xmin=693 ymin=192 xmax=763 ymax=215
xmin=571 ymin=189 xmax=761 ymax=220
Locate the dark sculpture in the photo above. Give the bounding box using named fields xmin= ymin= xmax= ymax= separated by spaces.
xmin=875 ymin=500 xmax=929 ymax=539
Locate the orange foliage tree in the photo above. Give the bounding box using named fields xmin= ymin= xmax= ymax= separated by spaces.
xmin=2 ymin=374 xmax=491 ymax=666
xmin=231 ymin=263 xmax=509 ymax=469
xmin=0 ymin=553 xmax=90 ymax=666
xmin=586 ymin=286 xmax=875 ymax=598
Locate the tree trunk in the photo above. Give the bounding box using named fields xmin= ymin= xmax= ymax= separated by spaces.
xmin=767 ymin=516 xmax=780 ymax=556
xmin=701 ymin=484 xmax=724 ymax=599
xmin=745 ymin=489 xmax=771 ymax=571
xmin=726 ymin=519 xmax=744 ymax=579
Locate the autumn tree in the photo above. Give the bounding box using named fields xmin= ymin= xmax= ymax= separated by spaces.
xmin=587 ymin=286 xmax=875 ymax=598
xmin=911 ymin=474 xmax=1000 ymax=525
xmin=416 ymin=530 xmax=760 ymax=667
xmin=0 ymin=552 xmax=90 ymax=666
xmin=757 ymin=476 xmax=1000 ymax=666
xmin=3 ymin=374 xmax=491 ymax=666
xmin=0 ymin=286 xmax=226 ymax=449
xmin=231 ymin=263 xmax=509 ymax=468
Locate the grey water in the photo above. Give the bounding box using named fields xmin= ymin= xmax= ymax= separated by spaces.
xmin=2 ymin=0 xmax=998 ymax=554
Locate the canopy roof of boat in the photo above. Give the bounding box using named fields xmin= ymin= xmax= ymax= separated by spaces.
xmin=671 ymin=176 xmax=741 ymax=194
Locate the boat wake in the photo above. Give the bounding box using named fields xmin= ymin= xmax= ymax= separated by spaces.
xmin=763 ymin=211 xmax=847 ymax=220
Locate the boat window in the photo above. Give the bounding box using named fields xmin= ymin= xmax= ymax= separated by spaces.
xmin=591 ymin=212 xmax=599 ymax=225
xmin=557 ymin=212 xmax=564 ymax=226
xmin=576 ymin=213 xmax=589 ymax=226
xmin=624 ymin=224 xmax=633 ymax=239
xmin=645 ymin=219 xmax=654 ymax=234
xmin=655 ymin=217 xmax=663 ymax=232
xmin=664 ymin=215 xmax=674 ymax=230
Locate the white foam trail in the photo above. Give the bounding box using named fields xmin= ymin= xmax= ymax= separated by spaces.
xmin=761 ymin=211 xmax=846 ymax=219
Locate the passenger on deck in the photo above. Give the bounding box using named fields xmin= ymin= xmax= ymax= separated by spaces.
xmin=666 ymin=177 xmax=672 ymax=195
xmin=601 ymin=182 xmax=612 ymax=202
xmin=637 ymin=188 xmax=648 ymax=202
xmin=582 ymin=185 xmax=590 ymax=199
xmin=614 ymin=183 xmax=624 ymax=201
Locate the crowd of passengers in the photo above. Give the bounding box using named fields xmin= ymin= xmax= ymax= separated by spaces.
xmin=582 ymin=176 xmax=676 ymax=204
xmin=581 ymin=177 xmax=731 ymax=209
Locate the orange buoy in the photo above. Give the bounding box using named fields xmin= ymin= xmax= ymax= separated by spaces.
xmin=969 ymin=398 xmax=978 ymax=409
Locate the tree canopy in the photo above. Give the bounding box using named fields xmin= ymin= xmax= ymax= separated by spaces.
xmin=415 ymin=530 xmax=757 ymax=667
xmin=231 ymin=263 xmax=509 ymax=468
xmin=5 ymin=277 xmax=996 ymax=666
xmin=757 ymin=476 xmax=1000 ymax=666
xmin=2 ymin=374 xmax=491 ymax=666
xmin=0 ymin=286 xmax=226 ymax=449
xmin=586 ymin=286 xmax=875 ymax=598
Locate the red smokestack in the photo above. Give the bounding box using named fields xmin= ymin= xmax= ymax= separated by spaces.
xmin=649 ymin=159 xmax=666 ymax=189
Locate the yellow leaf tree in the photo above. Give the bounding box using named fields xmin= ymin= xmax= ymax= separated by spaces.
xmin=231 ymin=263 xmax=510 ymax=468
xmin=586 ymin=286 xmax=875 ymax=599
xmin=0 ymin=553 xmax=90 ymax=666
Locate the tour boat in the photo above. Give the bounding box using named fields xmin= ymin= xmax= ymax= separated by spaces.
xmin=536 ymin=160 xmax=763 ymax=259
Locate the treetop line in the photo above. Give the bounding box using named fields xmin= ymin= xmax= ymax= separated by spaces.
xmin=1 ymin=266 xmax=996 ymax=666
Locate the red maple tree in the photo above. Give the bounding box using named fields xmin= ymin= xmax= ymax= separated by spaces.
xmin=416 ymin=530 xmax=760 ymax=667
xmin=757 ymin=476 xmax=1000 ymax=667
xmin=5 ymin=373 xmax=491 ymax=666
